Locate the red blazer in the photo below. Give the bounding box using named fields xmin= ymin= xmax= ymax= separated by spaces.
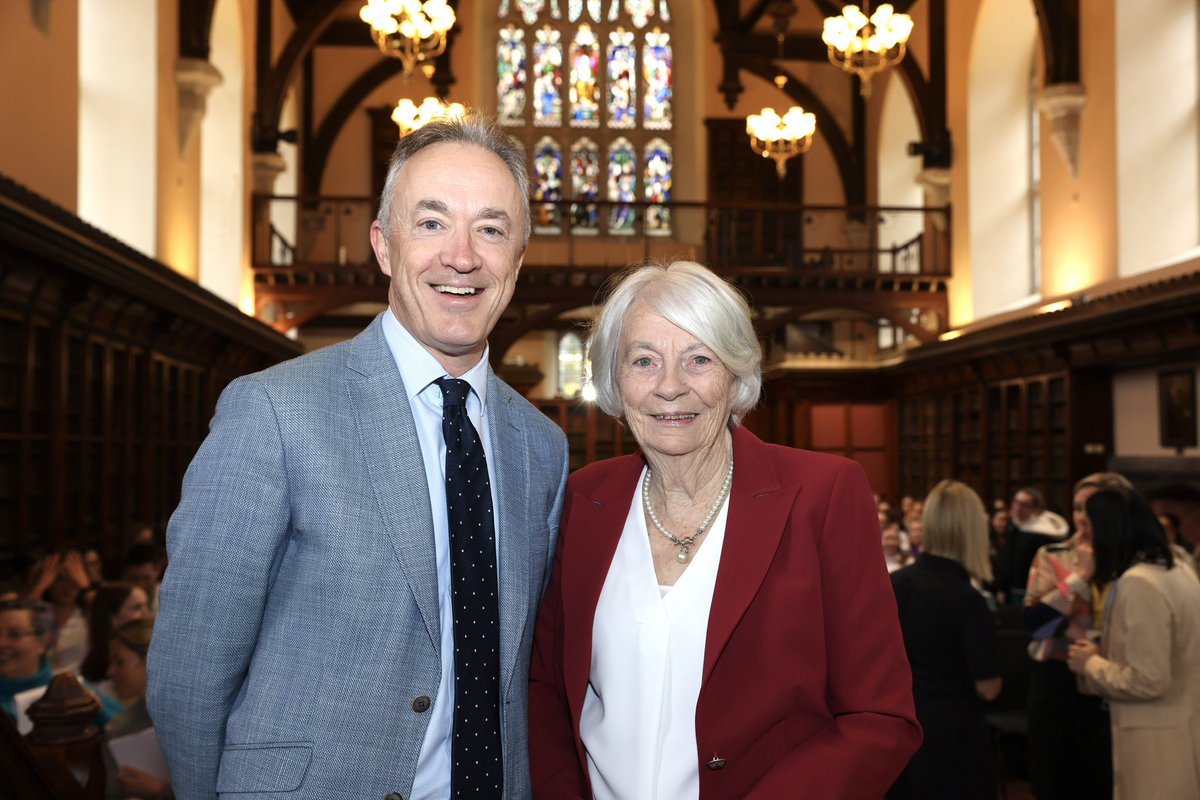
xmin=529 ymin=425 xmax=921 ymax=799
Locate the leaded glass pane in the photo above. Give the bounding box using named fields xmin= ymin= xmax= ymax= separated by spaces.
xmin=569 ymin=25 xmax=601 ymax=127
xmin=518 ymin=0 xmax=544 ymax=25
xmin=533 ymin=136 xmax=564 ymax=233
xmin=557 ymin=332 xmax=584 ymax=397
xmin=499 ymin=0 xmax=511 ymax=17
xmin=607 ymin=136 xmax=637 ymax=235
xmin=588 ymin=0 xmax=603 ymax=22
xmin=624 ymin=0 xmax=654 ymax=28
xmin=570 ymin=137 xmax=600 ymax=232
xmin=569 ymin=0 xmax=582 ymax=22
xmin=606 ymin=28 xmax=636 ymax=129
xmin=644 ymin=137 xmax=671 ymax=235
xmin=498 ymin=26 xmax=527 ymax=127
xmin=643 ymin=28 xmax=672 ymax=130
xmin=533 ymin=26 xmax=563 ymax=127
xmin=659 ymin=0 xmax=671 ymax=22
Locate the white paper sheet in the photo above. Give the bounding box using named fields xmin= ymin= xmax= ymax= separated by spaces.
xmin=106 ymin=726 xmax=170 ymax=783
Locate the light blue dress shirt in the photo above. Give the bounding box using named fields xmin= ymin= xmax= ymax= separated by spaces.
xmin=381 ymin=309 xmax=500 ymax=800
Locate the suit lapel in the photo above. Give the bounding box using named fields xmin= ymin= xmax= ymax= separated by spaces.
xmin=487 ymin=374 xmax=535 ymax=698
xmin=702 ymin=426 xmax=799 ymax=684
xmin=560 ymin=456 xmax=644 ymax=718
xmin=345 ymin=315 xmax=441 ymax=649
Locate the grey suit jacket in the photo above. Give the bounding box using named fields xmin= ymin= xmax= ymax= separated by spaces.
xmin=146 ymin=314 xmax=569 ymax=800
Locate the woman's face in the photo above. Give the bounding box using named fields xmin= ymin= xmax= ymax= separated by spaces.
xmin=83 ymin=549 xmax=104 ymax=584
xmin=113 ymin=587 xmax=149 ymax=628
xmin=0 ymin=609 xmax=47 ymax=680
xmin=616 ymin=306 xmax=734 ymax=461
xmin=1073 ymin=486 xmax=1098 ymax=543
xmin=991 ymin=509 xmax=1009 ymax=533
xmin=107 ymin=640 xmax=147 ymax=701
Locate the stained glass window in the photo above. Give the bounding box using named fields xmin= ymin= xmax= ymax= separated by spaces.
xmin=497 ymin=26 xmax=527 ymax=126
xmin=569 ymin=25 xmax=601 ymax=127
xmin=532 ymin=137 xmax=564 ymax=233
xmin=607 ymin=137 xmax=636 ymax=235
xmin=643 ymin=28 xmax=672 ymax=130
xmin=570 ymin=137 xmax=600 ymax=232
xmin=496 ymin=0 xmax=673 ymax=238
xmin=606 ymin=28 xmax=636 ymax=129
xmin=644 ymin=138 xmax=671 ymax=235
xmin=532 ymin=27 xmax=563 ymax=127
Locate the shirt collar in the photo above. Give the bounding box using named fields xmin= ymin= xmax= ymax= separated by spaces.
xmin=380 ymin=309 xmax=490 ymax=408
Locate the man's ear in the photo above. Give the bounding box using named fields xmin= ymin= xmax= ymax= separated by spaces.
xmin=370 ymin=221 xmax=392 ymax=277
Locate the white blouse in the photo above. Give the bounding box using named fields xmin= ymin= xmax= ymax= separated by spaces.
xmin=580 ymin=466 xmax=729 ymax=800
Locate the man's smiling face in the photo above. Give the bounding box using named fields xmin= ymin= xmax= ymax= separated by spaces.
xmin=370 ymin=142 xmax=527 ymax=375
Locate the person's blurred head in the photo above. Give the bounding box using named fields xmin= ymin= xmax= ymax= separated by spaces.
xmin=122 ymin=544 xmax=162 ymax=600
xmin=107 ymin=618 xmax=153 ymax=702
xmin=990 ymin=508 xmax=1010 ymax=535
xmin=1158 ymin=512 xmax=1182 ymax=546
xmin=1010 ymin=487 xmax=1044 ymax=523
xmin=882 ymin=524 xmax=902 ymax=556
xmin=1072 ymin=472 xmax=1133 ymax=544
xmin=1087 ymin=487 xmax=1174 ymax=585
xmin=81 ymin=582 xmax=149 ymax=683
xmin=923 ymin=479 xmax=992 ymax=582
xmin=907 ymin=518 xmax=925 ymax=549
xmin=0 ymin=599 xmax=51 ymax=680
xmin=83 ymin=547 xmax=104 ymax=584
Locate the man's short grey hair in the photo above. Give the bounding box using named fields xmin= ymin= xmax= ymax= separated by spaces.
xmin=588 ymin=261 xmax=762 ymax=424
xmin=375 ymin=111 xmax=531 ymax=246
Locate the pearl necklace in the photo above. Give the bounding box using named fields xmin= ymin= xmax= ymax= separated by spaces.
xmin=642 ymin=453 xmax=734 ymax=563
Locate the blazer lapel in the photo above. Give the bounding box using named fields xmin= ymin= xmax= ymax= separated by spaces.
xmin=487 ymin=374 xmax=536 ymax=699
xmin=702 ymin=426 xmax=799 ymax=684
xmin=345 ymin=315 xmax=441 ymax=649
xmin=560 ymin=456 xmax=644 ymax=720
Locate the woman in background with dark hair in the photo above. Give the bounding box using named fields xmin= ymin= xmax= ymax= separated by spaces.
xmin=80 ymin=582 xmax=149 ymax=695
xmin=1067 ymin=487 xmax=1200 ymax=800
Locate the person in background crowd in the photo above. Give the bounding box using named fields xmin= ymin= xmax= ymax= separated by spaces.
xmin=104 ymin=618 xmax=172 ymax=800
xmin=529 ymin=261 xmax=920 ymax=799
xmin=0 ymin=598 xmax=53 ymax=722
xmin=888 ymin=479 xmax=999 ymax=800
xmin=121 ymin=544 xmax=162 ymax=615
xmin=81 ymin=582 xmax=150 ymax=696
xmin=83 ymin=547 xmax=105 ymax=585
xmin=1159 ymin=511 xmax=1198 ymax=577
xmin=1023 ymin=471 xmax=1132 ymax=800
xmin=883 ymin=523 xmax=909 ymax=574
xmin=1009 ymin=486 xmax=1071 ymax=595
xmin=25 ymin=549 xmax=90 ymax=674
xmin=989 ymin=507 xmax=1013 ymax=604
xmin=906 ymin=517 xmax=925 ymax=558
xmin=1067 ymin=487 xmax=1200 ymax=800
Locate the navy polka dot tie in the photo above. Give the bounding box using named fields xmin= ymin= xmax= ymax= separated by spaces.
xmin=436 ymin=378 xmax=503 ymax=799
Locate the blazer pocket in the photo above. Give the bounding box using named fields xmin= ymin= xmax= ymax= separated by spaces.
xmin=215 ymin=741 xmax=314 ymax=793
xmin=1115 ymin=702 xmax=1183 ymax=730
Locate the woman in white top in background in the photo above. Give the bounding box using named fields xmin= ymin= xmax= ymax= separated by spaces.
xmin=529 ymin=261 xmax=921 ymax=800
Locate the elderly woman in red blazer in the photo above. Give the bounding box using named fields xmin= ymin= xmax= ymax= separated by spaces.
xmin=529 ymin=261 xmax=921 ymax=800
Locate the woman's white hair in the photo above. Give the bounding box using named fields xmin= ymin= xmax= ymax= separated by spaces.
xmin=587 ymin=261 xmax=762 ymax=424
xmin=922 ymin=479 xmax=993 ymax=582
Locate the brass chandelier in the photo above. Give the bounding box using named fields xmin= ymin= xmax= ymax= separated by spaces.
xmin=359 ymin=0 xmax=456 ymax=80
xmin=745 ymin=2 xmax=816 ymax=179
xmin=392 ymin=96 xmax=466 ymax=137
xmin=822 ymin=2 xmax=914 ymax=98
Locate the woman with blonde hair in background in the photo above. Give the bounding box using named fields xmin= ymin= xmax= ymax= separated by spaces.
xmin=888 ymin=479 xmax=999 ymax=799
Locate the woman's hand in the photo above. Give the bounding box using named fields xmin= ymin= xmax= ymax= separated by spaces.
xmin=1066 ymin=639 xmax=1098 ymax=674
xmin=62 ymin=551 xmax=91 ymax=591
xmin=1073 ymin=542 xmax=1095 ymax=583
xmin=116 ymin=765 xmax=167 ymax=799
xmin=25 ymin=553 xmax=61 ymax=599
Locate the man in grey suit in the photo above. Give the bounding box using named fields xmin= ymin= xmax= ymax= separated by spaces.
xmin=147 ymin=115 xmax=569 ymax=800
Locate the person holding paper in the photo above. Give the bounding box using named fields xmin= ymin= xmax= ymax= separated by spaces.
xmin=104 ymin=618 xmax=172 ymax=799
xmin=0 ymin=597 xmax=53 ymax=726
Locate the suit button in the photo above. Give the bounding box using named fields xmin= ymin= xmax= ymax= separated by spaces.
xmin=706 ymin=757 xmax=727 ymax=770
xmin=385 ymin=793 xmax=404 ymax=800
xmin=412 ymin=695 xmax=431 ymax=713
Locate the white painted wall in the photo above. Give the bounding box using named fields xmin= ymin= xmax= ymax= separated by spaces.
xmin=78 ymin=0 xmax=158 ymax=254
xmin=966 ymin=0 xmax=1039 ymax=317
xmin=199 ymin=0 xmax=245 ymax=306
xmin=1115 ymin=0 xmax=1200 ymax=277
xmin=876 ymin=70 xmax=923 ymax=273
